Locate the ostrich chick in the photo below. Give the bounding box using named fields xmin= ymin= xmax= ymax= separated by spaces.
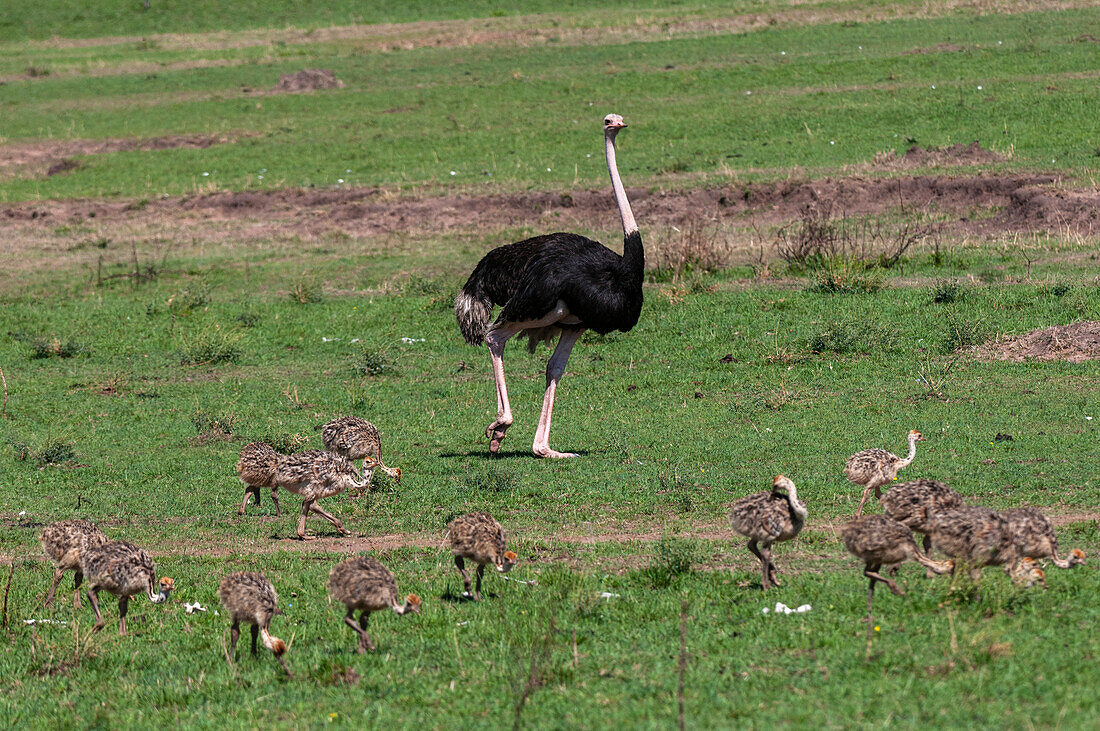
xmin=728 ymin=475 xmax=808 ymax=590
xmin=272 ymin=450 xmax=368 ymax=540
xmin=318 ymin=416 xmax=402 ymax=492
xmin=446 ymin=511 xmax=518 ymax=601
xmin=218 ymin=572 xmax=289 ymax=675
xmin=880 ymin=478 xmax=965 ymax=569
xmin=841 ymin=514 xmax=954 ymax=599
xmin=41 ymin=520 xmax=110 ymax=609
xmin=79 ymin=540 xmax=173 ymax=634
xmin=845 ymin=430 xmax=925 ymax=517
xmin=236 ymin=442 xmax=281 ymax=516
xmin=927 ymin=506 xmax=1042 ymax=587
xmin=328 ymin=556 xmax=420 ymax=653
xmin=1002 ymin=508 xmax=1086 ymax=570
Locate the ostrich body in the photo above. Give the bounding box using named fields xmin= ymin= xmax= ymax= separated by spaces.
xmin=728 ymin=475 xmax=807 ymax=590
xmin=318 ymin=416 xmax=402 ymax=490
xmin=446 ymin=511 xmax=517 ymax=601
xmin=41 ymin=520 xmax=110 ymax=609
xmin=79 ymin=540 xmax=173 ymax=634
xmin=218 ymin=572 xmax=289 ymax=675
xmin=271 ymin=449 xmax=367 ymax=540
xmin=927 ymin=506 xmax=1042 ymax=586
xmin=455 ymin=114 xmax=642 ymax=459
xmin=236 ymin=442 xmax=281 ymax=516
xmin=1002 ymin=508 xmax=1086 ymax=570
xmin=841 ymin=514 xmax=953 ymax=658
xmin=880 ymin=478 xmax=964 ymax=567
xmin=328 ymin=556 xmax=420 ymax=653
xmin=845 ymin=430 xmax=924 ymax=517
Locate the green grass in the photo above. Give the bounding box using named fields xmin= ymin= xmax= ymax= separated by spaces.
xmin=2 ymin=7 xmax=1099 ymax=200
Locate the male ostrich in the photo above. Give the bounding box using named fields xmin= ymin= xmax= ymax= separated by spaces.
xmin=446 ymin=511 xmax=517 ymax=601
xmin=271 ymin=450 xmax=368 ymax=540
xmin=218 ymin=572 xmax=290 ymax=675
xmin=1002 ymin=508 xmax=1086 ymax=571
xmin=328 ymin=556 xmax=421 ymax=653
xmin=41 ymin=520 xmax=110 ymax=609
xmin=880 ymin=478 xmax=964 ymax=574
xmin=728 ymin=475 xmax=807 ymax=590
xmin=845 ymin=430 xmax=925 ymax=517
xmin=79 ymin=540 xmax=174 ymax=634
xmin=455 ymin=113 xmax=643 ymax=458
xmin=318 ymin=416 xmax=402 ymax=491
xmin=927 ymin=506 xmax=1043 ymax=588
xmin=236 ymin=442 xmax=281 ymax=517
xmin=841 ymin=514 xmax=953 ymax=658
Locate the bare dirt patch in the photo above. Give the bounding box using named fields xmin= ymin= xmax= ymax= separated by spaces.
xmin=979 ymin=321 xmax=1100 ymax=363
xmin=869 ymin=141 xmax=1007 ymax=169
xmin=0 ymin=133 xmax=254 ymax=180
xmin=274 ymin=68 xmax=346 ymax=93
xmin=904 ymin=43 xmax=967 ymax=55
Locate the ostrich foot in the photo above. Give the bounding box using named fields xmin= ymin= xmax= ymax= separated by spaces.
xmin=92 ymin=621 xmax=106 ymax=634
xmin=533 ymin=446 xmax=579 ymax=459
xmin=486 ymin=423 xmax=510 ymax=454
xmin=296 ymin=534 xmax=317 ymax=542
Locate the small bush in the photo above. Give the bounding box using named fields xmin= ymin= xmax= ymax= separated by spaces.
xmin=11 ymin=331 xmax=89 ymax=359
xmin=255 ymin=431 xmax=310 ymax=454
xmin=191 ymin=410 xmax=236 ymax=436
xmin=166 ymin=286 xmax=211 ymax=316
xmin=290 ymin=281 xmax=323 ymax=304
xmin=942 ymin=315 xmax=992 ymax=352
xmin=806 ymin=258 xmax=885 ymax=293
xmin=236 ymin=311 xmax=261 ymax=328
xmin=351 ymin=346 xmax=393 ymax=377
xmin=642 ymin=537 xmax=702 ymax=588
xmin=806 ymin=320 xmax=894 ymax=354
xmin=649 ymin=220 xmax=732 ymax=280
xmin=11 ymin=437 xmax=76 ymax=466
xmin=1042 ymin=280 xmax=1073 ymax=298
xmin=930 ymin=279 xmax=968 ymax=304
xmin=177 ymin=327 xmax=242 ymax=365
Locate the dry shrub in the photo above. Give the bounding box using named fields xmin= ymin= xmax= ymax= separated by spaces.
xmin=776 ymin=201 xmax=934 ymax=272
xmin=649 ymin=220 xmax=732 ymax=280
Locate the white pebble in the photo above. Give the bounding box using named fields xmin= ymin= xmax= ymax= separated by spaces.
xmin=450 ymin=171 xmax=456 ymax=176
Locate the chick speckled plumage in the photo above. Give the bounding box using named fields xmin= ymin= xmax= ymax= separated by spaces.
xmin=447 ymin=512 xmax=517 ymax=600
xmin=328 ymin=556 xmax=420 ymax=652
xmin=40 ymin=520 xmax=110 ymax=609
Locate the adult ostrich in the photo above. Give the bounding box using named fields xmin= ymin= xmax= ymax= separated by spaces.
xmin=455 ymin=113 xmax=642 ymax=458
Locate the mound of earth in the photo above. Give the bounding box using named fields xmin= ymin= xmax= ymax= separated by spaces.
xmin=275 ymin=69 xmax=346 ymax=92
xmin=873 ymin=141 xmax=1005 ymax=168
xmin=980 ymin=321 xmax=1100 ymax=363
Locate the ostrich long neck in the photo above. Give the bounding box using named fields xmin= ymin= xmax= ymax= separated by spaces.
xmin=896 ymin=436 xmax=919 ymax=468
xmin=392 ymin=598 xmax=414 ymax=615
xmin=784 ymin=486 xmax=808 ymax=523
xmin=606 ymin=132 xmax=643 ymax=277
xmin=1049 ymin=548 xmax=1075 ymax=569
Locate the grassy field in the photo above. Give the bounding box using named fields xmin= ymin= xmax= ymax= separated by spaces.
xmin=0 ymin=1 xmax=1098 ymax=728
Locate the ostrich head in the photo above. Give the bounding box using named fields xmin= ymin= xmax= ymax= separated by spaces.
xmin=402 ymin=594 xmax=422 ymax=615
xmin=151 ymin=576 xmax=174 ymax=604
xmin=909 ymin=430 xmax=925 ymax=442
xmin=261 ymin=627 xmax=287 ymax=656
xmin=1068 ymin=548 xmax=1086 ymax=566
xmin=497 ymin=550 xmax=518 ymax=574
xmin=1015 ymin=557 xmax=1046 ymax=588
xmin=603 ymin=113 xmax=627 ymax=136
xmin=772 ymin=475 xmax=795 ymax=494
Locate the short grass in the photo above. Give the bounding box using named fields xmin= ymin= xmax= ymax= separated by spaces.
xmin=2 ymin=6 xmax=1099 ymax=200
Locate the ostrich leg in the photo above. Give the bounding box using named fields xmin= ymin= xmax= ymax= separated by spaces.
xmin=855 ymin=484 xmax=875 ymax=518
xmin=310 ymin=502 xmax=349 ymax=536
xmin=44 ymin=568 xmax=65 ymax=608
xmin=747 ymin=539 xmax=770 ymax=590
xmin=532 ymin=329 xmax=584 ymax=459
xmin=484 ymin=303 xmax=573 ymax=455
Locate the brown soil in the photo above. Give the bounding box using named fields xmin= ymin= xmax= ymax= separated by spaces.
xmin=274 ymin=68 xmax=345 ymax=93
xmin=0 ymin=133 xmax=251 ymax=180
xmin=899 ymin=141 xmax=1006 ymax=166
xmin=979 ymin=321 xmax=1100 ymax=363
xmin=903 ymin=43 xmax=967 ymax=55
